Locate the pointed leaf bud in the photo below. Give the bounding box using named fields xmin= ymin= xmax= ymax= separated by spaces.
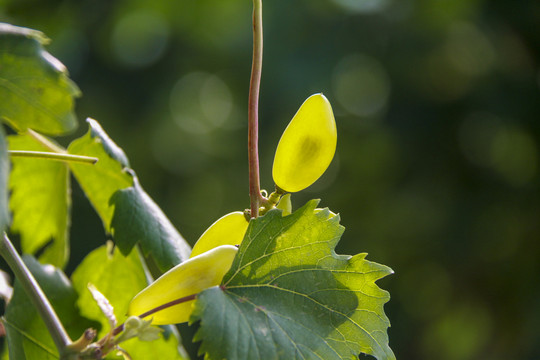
xmin=190 ymin=212 xmax=249 ymax=258
xmin=272 ymin=93 xmax=337 ymax=192
xmin=276 ymin=193 xmax=292 ymax=216
xmin=128 ymin=245 xmax=238 ymax=325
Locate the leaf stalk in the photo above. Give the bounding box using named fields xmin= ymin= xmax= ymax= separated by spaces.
xmin=9 ymin=150 xmax=98 ymax=164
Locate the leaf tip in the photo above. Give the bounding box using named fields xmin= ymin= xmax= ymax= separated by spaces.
xmin=85 ymin=118 xmax=131 ymax=168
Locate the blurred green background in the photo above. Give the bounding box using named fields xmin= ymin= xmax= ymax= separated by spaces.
xmin=1 ymin=0 xmax=539 ymax=359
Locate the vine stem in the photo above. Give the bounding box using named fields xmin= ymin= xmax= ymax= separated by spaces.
xmin=248 ymin=0 xmax=265 ymax=218
xmin=0 ymin=233 xmax=74 ymax=358
xmin=9 ymin=150 xmax=98 ymax=164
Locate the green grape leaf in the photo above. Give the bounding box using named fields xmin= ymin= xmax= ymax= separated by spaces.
xmin=67 ymin=118 xmax=133 ymax=231
xmin=71 ymin=244 xmax=187 ymax=359
xmin=8 ymin=133 xmax=70 ymax=268
xmin=3 ymin=256 xmax=97 ymax=360
xmin=0 ymin=23 xmax=79 ymax=135
xmin=109 ymin=177 xmax=191 ymax=272
xmin=0 ymin=125 xmax=9 ymax=232
xmin=192 ymin=200 xmax=395 ymax=360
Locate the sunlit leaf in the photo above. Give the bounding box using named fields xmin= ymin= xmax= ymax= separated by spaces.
xmin=0 ymin=126 xmax=9 ymax=232
xmin=192 ymin=200 xmax=394 ymax=360
xmin=0 ymin=23 xmax=79 ymax=135
xmin=67 ymin=118 xmax=132 ymax=231
xmin=71 ymin=244 xmax=187 ymax=359
xmin=109 ymin=177 xmax=191 ymax=272
xmin=3 ymin=256 xmax=97 ymax=360
xmin=8 ymin=133 xmax=70 ymax=268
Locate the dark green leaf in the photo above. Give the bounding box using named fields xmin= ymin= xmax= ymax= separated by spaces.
xmin=67 ymin=118 xmax=133 ymax=231
xmin=71 ymin=244 xmax=187 ymax=359
xmin=0 ymin=125 xmax=9 ymax=232
xmin=192 ymin=200 xmax=395 ymax=360
xmin=110 ymin=177 xmax=191 ymax=272
xmin=0 ymin=23 xmax=79 ymax=135
xmin=3 ymin=256 xmax=97 ymax=360
xmin=8 ymin=134 xmax=70 ymax=267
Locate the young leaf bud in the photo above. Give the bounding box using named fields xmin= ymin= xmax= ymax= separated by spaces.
xmin=272 ymin=93 xmax=337 ymax=192
xmin=276 ymin=193 xmax=292 ymax=216
xmin=190 ymin=212 xmax=249 ymax=258
xmin=128 ymin=245 xmax=238 ymax=325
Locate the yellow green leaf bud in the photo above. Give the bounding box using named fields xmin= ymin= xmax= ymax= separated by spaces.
xmin=190 ymin=212 xmax=249 ymax=258
xmin=276 ymin=193 xmax=292 ymax=216
xmin=128 ymin=245 xmax=238 ymax=325
xmin=272 ymin=93 xmax=337 ymax=192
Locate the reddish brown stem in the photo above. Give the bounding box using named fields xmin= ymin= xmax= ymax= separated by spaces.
xmin=248 ymin=0 xmax=264 ymax=218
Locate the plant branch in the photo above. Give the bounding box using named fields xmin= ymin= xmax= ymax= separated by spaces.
xmin=0 ymin=233 xmax=72 ymax=354
xmin=9 ymin=150 xmax=98 ymax=164
xmin=248 ymin=0 xmax=264 ymax=218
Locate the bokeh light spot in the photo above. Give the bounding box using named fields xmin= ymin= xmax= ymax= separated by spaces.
xmin=170 ymin=72 xmax=233 ymax=134
xmin=445 ymin=22 xmax=496 ymax=77
xmin=400 ymin=263 xmax=452 ymax=320
xmin=111 ymin=11 xmax=169 ymax=68
xmin=459 ymin=112 xmax=502 ymax=167
xmin=332 ymin=54 xmax=391 ymax=117
xmin=423 ymin=302 xmax=492 ymax=360
xmin=490 ymin=125 xmax=537 ymax=186
xmin=331 ymin=0 xmax=392 ymax=14
xmin=152 ymin=121 xmax=210 ymax=176
xmin=459 ymin=113 xmax=538 ymax=186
